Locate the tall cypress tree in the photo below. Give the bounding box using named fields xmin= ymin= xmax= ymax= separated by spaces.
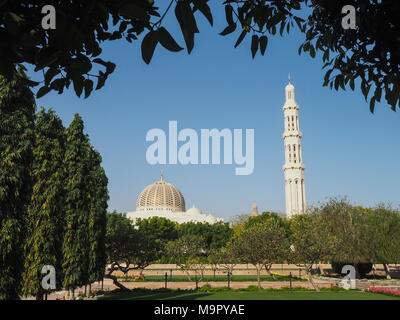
xmin=0 ymin=74 xmax=35 ymax=300
xmin=21 ymin=108 xmax=66 ymax=299
xmin=87 ymin=147 xmax=109 ymax=290
xmin=62 ymin=114 xmax=91 ymax=296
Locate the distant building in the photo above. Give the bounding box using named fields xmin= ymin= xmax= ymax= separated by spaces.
xmin=251 ymin=201 xmax=259 ymax=217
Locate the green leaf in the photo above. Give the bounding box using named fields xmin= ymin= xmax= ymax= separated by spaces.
xmin=158 ymin=27 xmax=183 ymax=52
xmin=50 ymin=78 xmax=65 ymax=93
xmin=73 ymin=76 xmax=84 ymax=97
xmin=310 ymin=45 xmax=316 ymax=58
xmin=339 ymin=75 xmax=345 ymax=90
xmin=175 ymin=0 xmax=195 ymax=54
xmin=251 ymin=35 xmax=259 ymax=59
xmin=225 ymin=5 xmax=234 ymax=26
xmin=298 ymin=44 xmax=303 ymax=55
xmin=84 ymin=79 xmax=93 ymax=99
xmin=259 ymin=36 xmax=268 ymax=56
xmin=36 ymin=86 xmax=51 ymax=98
xmin=220 ymin=23 xmax=236 ymax=36
xmin=323 ymin=69 xmax=333 ymax=86
xmin=322 ymin=50 xmax=329 ymax=62
xmin=349 ymin=77 xmax=355 ymax=91
xmin=44 ymin=68 xmax=60 ymax=86
xmin=334 ymin=76 xmax=340 ymax=91
xmin=193 ymin=0 xmax=213 ymax=26
xmin=361 ymin=81 xmax=371 ymax=101
xmin=294 ymin=16 xmax=304 ymax=30
xmin=141 ymin=30 xmax=159 ymax=64
xmin=279 ymin=21 xmax=286 ymax=36
xmin=369 ymin=97 xmax=376 ymax=113
xmin=375 ymin=86 xmax=382 ymax=102
xmin=234 ymin=30 xmax=246 ymax=48
xmin=119 ymin=4 xmax=148 ymax=20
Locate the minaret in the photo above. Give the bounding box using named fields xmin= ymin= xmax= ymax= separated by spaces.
xmin=251 ymin=201 xmax=259 ymax=217
xmin=283 ymin=76 xmax=306 ymax=216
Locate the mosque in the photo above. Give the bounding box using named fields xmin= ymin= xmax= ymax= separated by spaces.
xmin=127 ymin=79 xmax=306 ymax=224
xmin=127 ymin=171 xmax=223 ymax=224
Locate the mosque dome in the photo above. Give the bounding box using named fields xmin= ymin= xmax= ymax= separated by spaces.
xmin=136 ymin=174 xmax=185 ymax=212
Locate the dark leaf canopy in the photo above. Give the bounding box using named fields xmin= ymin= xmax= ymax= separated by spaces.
xmin=0 ymin=1 xmax=399 ymax=112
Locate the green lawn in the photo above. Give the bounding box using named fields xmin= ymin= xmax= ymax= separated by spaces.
xmin=119 ymin=274 xmax=306 ymax=282
xmin=99 ymin=290 xmax=400 ymax=300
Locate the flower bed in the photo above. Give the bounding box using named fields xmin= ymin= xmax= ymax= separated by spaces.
xmin=363 ymin=285 xmax=400 ymax=297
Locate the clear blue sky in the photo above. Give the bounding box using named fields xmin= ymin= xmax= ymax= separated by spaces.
xmin=31 ymin=4 xmax=400 ymax=221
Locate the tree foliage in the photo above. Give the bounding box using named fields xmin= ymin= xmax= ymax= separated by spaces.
xmin=0 ymin=74 xmax=35 ymax=300
xmin=1 ymin=1 xmax=399 ymax=112
xmin=300 ymin=0 xmax=400 ymax=113
xmin=166 ymin=234 xmax=207 ymax=280
xmin=22 ymin=108 xmax=66 ymax=299
xmin=366 ymin=205 xmax=400 ymax=264
xmin=177 ymin=221 xmax=233 ymax=249
xmin=87 ymin=146 xmax=109 ymax=285
xmin=136 ymin=216 xmax=178 ymax=244
xmin=62 ymin=114 xmax=92 ymax=291
xmin=229 ymin=220 xmax=290 ymax=289
xmin=105 ymin=212 xmax=159 ymax=289
xmin=289 ymin=212 xmax=334 ymax=291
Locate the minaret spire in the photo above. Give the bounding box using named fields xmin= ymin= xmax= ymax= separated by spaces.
xmin=160 ymin=169 xmax=164 ymax=182
xmin=282 ymin=79 xmax=306 ymax=216
xmin=288 ymin=73 xmax=291 ymax=84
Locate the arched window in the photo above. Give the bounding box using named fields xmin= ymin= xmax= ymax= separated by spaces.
xmin=298 ymin=145 xmax=301 ymax=162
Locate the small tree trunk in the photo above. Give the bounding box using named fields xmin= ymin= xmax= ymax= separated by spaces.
xmin=256 ymin=264 xmax=262 ymax=290
xmin=185 ymin=270 xmax=192 ymax=281
xmin=84 ymin=285 xmax=87 ymax=297
xmin=101 ymin=279 xmax=104 ymax=291
xmin=264 ymin=264 xmax=275 ymax=279
xmin=104 ymin=274 xmax=129 ymax=291
xmin=35 ymin=292 xmax=44 ymax=300
xmin=139 ymin=269 xmax=145 ymax=280
xmin=66 ymin=289 xmax=70 ymax=300
xmin=88 ymin=283 xmax=92 ymax=297
xmin=318 ymin=263 xmax=324 ymax=275
xmin=71 ymin=289 xmax=75 ymax=300
xmin=306 ymin=270 xmax=319 ymax=292
xmin=383 ymin=264 xmax=392 ymax=279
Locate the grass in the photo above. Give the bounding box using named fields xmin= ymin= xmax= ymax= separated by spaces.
xmin=99 ymin=289 xmax=400 ymax=300
xmin=119 ymin=274 xmax=306 ymax=282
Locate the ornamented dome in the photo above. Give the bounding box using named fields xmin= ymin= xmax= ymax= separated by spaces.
xmin=136 ymin=172 xmax=185 ymax=212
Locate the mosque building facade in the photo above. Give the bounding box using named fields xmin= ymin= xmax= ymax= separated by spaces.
xmin=127 ymin=172 xmax=222 ymax=224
